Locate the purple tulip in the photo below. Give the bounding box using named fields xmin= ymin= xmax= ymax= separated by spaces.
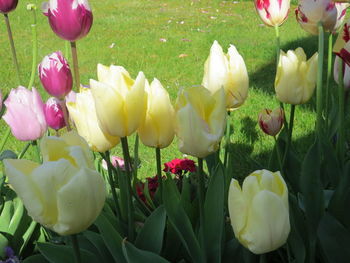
xmin=38 ymin=51 xmax=73 ymax=99
xmin=44 ymin=97 xmax=66 ymax=130
xmin=42 ymin=0 xmax=93 ymax=41
xmin=0 ymin=0 xmax=18 ymax=14
xmin=2 ymin=86 xmax=47 ymax=141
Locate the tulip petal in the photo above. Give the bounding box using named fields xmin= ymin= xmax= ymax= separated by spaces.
xmin=228 ymin=179 xmax=247 ymax=236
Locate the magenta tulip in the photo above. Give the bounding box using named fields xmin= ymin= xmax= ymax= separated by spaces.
xmin=0 ymin=0 xmax=18 ymax=14
xmin=38 ymin=51 xmax=73 ymax=99
xmin=44 ymin=97 xmax=66 ymax=130
xmin=2 ymin=87 xmax=47 ymax=141
xmin=42 ymin=0 xmax=93 ymax=41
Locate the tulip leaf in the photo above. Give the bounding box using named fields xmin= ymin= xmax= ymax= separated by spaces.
xmin=321 ymin=140 xmax=341 ymax=187
xmin=22 ymin=254 xmax=49 ymax=263
xmin=318 ymin=212 xmax=350 ymax=263
xmin=300 ymin=141 xmax=324 ymax=240
xmin=0 ymin=190 xmax=16 ymax=232
xmin=163 ymin=178 xmax=204 ymax=263
xmin=83 ymin=230 xmax=114 ymax=263
xmin=122 ymin=239 xmax=170 ymax=263
xmin=203 ymin=164 xmax=224 ymax=262
xmin=0 ymin=150 xmax=17 ymax=161
xmin=0 ymin=233 xmax=9 ymax=259
xmin=37 ymin=242 xmax=99 ymax=263
xmin=8 ymin=198 xmax=24 ymax=235
xmin=94 ymin=213 xmax=126 ymax=263
xmin=135 ymin=205 xmax=166 ymax=254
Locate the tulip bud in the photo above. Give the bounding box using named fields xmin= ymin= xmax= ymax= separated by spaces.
xmin=228 ymin=169 xmax=290 ymax=254
xmin=2 ymin=86 xmax=47 ymax=141
xmin=138 ymin=78 xmax=175 ymax=149
xmin=38 ymin=51 xmax=73 ymax=99
xmin=334 ymin=55 xmax=350 ymax=90
xmin=296 ymin=0 xmax=348 ymax=35
xmin=66 ymin=87 xmax=120 ymax=152
xmin=3 ymin=131 xmax=106 ymax=236
xmin=0 ymin=0 xmax=18 ymax=14
xmin=44 ymin=97 xmax=66 ymax=130
xmin=275 ymin=48 xmax=318 ymax=105
xmin=90 ymin=64 xmax=147 ymax=138
xmin=258 ymin=108 xmax=284 ymax=136
xmin=42 ymin=0 xmax=93 ymax=41
xmin=101 ymin=156 xmax=125 ymax=171
xmin=175 ymin=86 xmax=226 ymax=158
xmin=202 ymin=40 xmax=249 ymax=110
xmin=254 ymin=0 xmax=290 ymax=27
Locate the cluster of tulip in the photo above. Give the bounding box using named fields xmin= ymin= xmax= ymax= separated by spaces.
xmin=1 ymin=0 xmax=350 ymax=262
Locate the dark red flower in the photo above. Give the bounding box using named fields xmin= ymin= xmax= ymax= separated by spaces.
xmin=163 ymin=158 xmax=196 ymax=175
xmin=136 ymin=176 xmax=159 ymax=204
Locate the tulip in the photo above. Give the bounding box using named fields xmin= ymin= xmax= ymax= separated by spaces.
xmin=138 ymin=78 xmax=175 ymax=148
xmin=38 ymin=51 xmax=73 ymax=99
xmin=275 ymin=48 xmax=318 ymax=105
xmin=254 ymin=0 xmax=290 ymax=27
xmin=228 ymin=169 xmax=290 ymax=254
xmin=101 ymin=156 xmax=125 ymax=171
xmin=258 ymin=108 xmax=284 ymax=136
xmin=90 ymin=64 xmax=147 ymax=138
xmin=42 ymin=0 xmax=93 ymax=41
xmin=295 ymin=0 xmax=348 ymax=35
xmin=333 ymin=20 xmax=350 ymax=66
xmin=175 ymin=86 xmax=226 ymax=158
xmin=334 ymin=55 xmax=350 ymax=90
xmin=202 ymin=40 xmax=249 ymax=110
xmin=66 ymin=87 xmax=120 ymax=152
xmin=2 ymin=86 xmax=47 ymax=141
xmin=0 ymin=0 xmax=18 ymax=13
xmin=3 ymin=131 xmax=106 ymax=236
xmin=44 ymin=97 xmax=66 ymax=130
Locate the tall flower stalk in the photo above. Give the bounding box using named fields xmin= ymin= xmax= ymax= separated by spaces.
xmin=27 ymin=4 xmax=37 ymax=89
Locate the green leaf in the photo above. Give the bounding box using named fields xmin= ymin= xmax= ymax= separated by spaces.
xmin=0 ymin=233 xmax=9 ymax=258
xmin=0 ymin=150 xmax=17 ymax=161
xmin=0 ymin=190 xmax=16 ymax=232
xmin=94 ymin=213 xmax=126 ymax=263
xmin=83 ymin=230 xmax=114 ymax=263
xmin=22 ymin=254 xmax=50 ymax=263
xmin=163 ymin=178 xmax=204 ymax=263
xmin=135 ymin=206 xmax=166 ymax=254
xmin=37 ymin=242 xmax=99 ymax=263
xmin=203 ymin=164 xmax=224 ymax=262
xmin=122 ymin=240 xmax=170 ymax=263
xmin=8 ymin=198 xmax=24 ymax=235
xmin=318 ymin=213 xmax=350 ymax=263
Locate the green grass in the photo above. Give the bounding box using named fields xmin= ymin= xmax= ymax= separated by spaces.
xmin=0 ymin=0 xmax=328 ymax=178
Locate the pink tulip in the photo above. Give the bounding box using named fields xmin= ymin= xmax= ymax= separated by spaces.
xmin=2 ymin=87 xmax=47 ymax=141
xmin=258 ymin=108 xmax=284 ymax=136
xmin=254 ymin=0 xmax=290 ymax=27
xmin=42 ymin=0 xmax=93 ymax=41
xmin=101 ymin=156 xmax=126 ymax=171
xmin=296 ymin=0 xmax=348 ymax=35
xmin=0 ymin=0 xmax=18 ymax=14
xmin=38 ymin=51 xmax=73 ymax=99
xmin=44 ymin=97 xmax=66 ymax=130
xmin=334 ymin=55 xmax=350 ymax=91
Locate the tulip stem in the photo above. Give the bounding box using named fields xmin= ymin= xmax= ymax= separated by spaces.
xmin=155 ymin=147 xmax=163 ymax=203
xmin=70 ymin=41 xmax=80 ymax=90
xmin=273 ymin=136 xmax=283 ymax=174
xmin=282 ymin=105 xmax=295 ymax=166
xmin=65 ymin=41 xmax=70 ymax=61
xmin=274 ymin=24 xmax=280 ymax=65
xmin=71 ymin=235 xmax=81 ymax=263
xmin=32 ymin=140 xmax=41 ymax=163
xmin=27 ymin=7 xmax=38 ymax=89
xmin=223 ymin=111 xmax=231 ymax=170
xmin=337 ymin=58 xmax=345 ymax=164
xmin=121 ymin=137 xmax=135 ymax=241
xmin=3 ymin=14 xmax=21 ymax=85
xmin=259 ymin=253 xmax=267 ymax=263
xmin=325 ymin=33 xmax=333 ymax=118
xmin=316 ymin=22 xmax=325 ymax=139
xmin=101 ymin=151 xmax=121 ymax=219
xmin=59 ymin=99 xmax=71 ymax=131
xmin=18 ymin=142 xmax=31 ymax=159
xmin=197 ymin=158 xmax=205 ymax=249
xmin=0 ymin=127 xmax=11 ymax=152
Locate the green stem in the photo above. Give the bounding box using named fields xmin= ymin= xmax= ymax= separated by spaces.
xmin=273 ymin=136 xmax=283 ymax=174
xmin=197 ymin=158 xmax=205 ymax=250
xmin=101 ymin=152 xmax=121 ymax=218
xmin=120 ymin=137 xmax=135 ymax=241
xmin=4 ymin=14 xmax=21 ymax=85
xmin=260 ymin=253 xmax=267 ymax=263
xmin=223 ymin=111 xmax=231 ymax=170
xmin=337 ymin=58 xmax=345 ymax=164
xmin=59 ymin=99 xmax=71 ymax=131
xmin=71 ymin=235 xmax=81 ymax=263
xmin=32 ymin=140 xmax=41 ymax=163
xmin=325 ymin=33 xmax=333 ymax=118
xmin=156 ymin=147 xmax=163 ymax=203
xmin=0 ymin=127 xmax=11 ymax=152
xmin=65 ymin=41 xmax=70 ymax=61
xmin=316 ymin=22 xmax=325 ymax=139
xmin=19 ymin=221 xmax=37 ymax=256
xmin=18 ymin=142 xmax=31 ymax=159
xmin=274 ymin=24 xmax=280 ymax=65
xmin=132 ymin=134 xmax=139 ymax=189
xmin=282 ymin=105 xmax=295 ymax=165
xmin=70 ymin=41 xmax=80 ymax=90
xmin=28 ymin=8 xmax=38 ymax=89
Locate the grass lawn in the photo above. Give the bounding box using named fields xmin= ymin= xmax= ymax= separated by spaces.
xmin=0 ymin=0 xmax=325 ymax=179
